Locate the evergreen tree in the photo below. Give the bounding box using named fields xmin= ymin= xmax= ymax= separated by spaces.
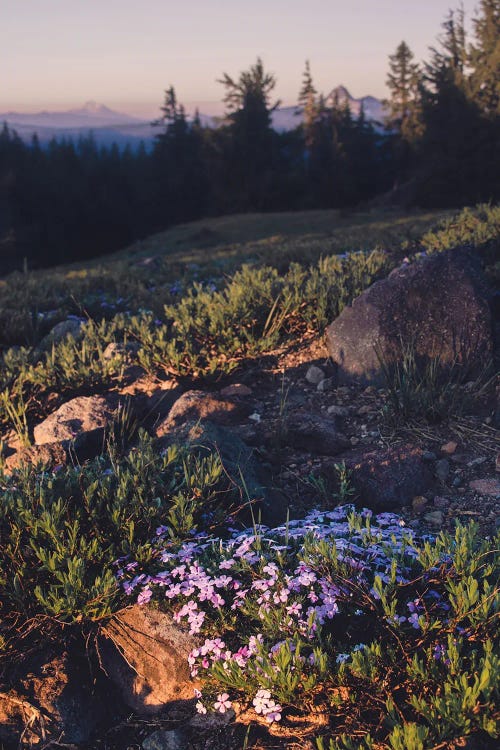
xmin=218 ymin=58 xmax=280 ymax=210
xmin=418 ymin=8 xmax=495 ymax=205
xmin=385 ymin=40 xmax=423 ymax=162
xmin=469 ymin=0 xmax=500 ymax=117
xmin=297 ymin=60 xmax=318 ymax=150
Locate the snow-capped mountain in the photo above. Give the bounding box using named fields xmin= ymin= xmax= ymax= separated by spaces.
xmin=325 ymin=86 xmax=386 ymax=124
xmin=0 ymin=101 xmax=142 ymax=129
xmin=0 ymin=89 xmax=387 ymax=148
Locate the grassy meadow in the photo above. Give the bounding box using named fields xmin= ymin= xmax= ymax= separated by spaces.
xmin=0 ymin=204 xmax=498 ymax=749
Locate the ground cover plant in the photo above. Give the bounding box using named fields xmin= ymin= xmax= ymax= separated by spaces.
xmin=119 ymin=506 xmax=499 ymax=749
xmin=0 ymin=203 xmax=498 ymax=748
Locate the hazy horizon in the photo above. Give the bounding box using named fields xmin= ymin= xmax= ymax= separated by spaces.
xmin=3 ymin=0 xmax=477 ymax=117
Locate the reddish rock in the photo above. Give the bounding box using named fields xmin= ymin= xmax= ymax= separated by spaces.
xmin=0 ymin=644 xmax=114 ymax=746
xmin=346 ymin=444 xmax=433 ymax=509
xmin=155 ymin=390 xmax=249 ymax=437
xmin=33 ymin=395 xmax=118 ymax=447
xmin=220 ymin=383 xmax=252 ymax=397
xmin=441 ymin=441 xmax=458 ymax=455
xmin=469 ymin=478 xmax=500 ymax=496
xmin=326 ymin=250 xmax=492 ymax=385
xmin=5 ymin=441 xmax=68 ymax=473
xmin=99 ymin=605 xmax=199 ymax=715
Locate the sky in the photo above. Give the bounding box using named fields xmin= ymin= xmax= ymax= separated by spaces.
xmin=2 ymin=0 xmax=478 ymax=117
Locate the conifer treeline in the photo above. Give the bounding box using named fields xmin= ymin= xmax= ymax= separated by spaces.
xmin=0 ymin=0 xmax=498 ymax=271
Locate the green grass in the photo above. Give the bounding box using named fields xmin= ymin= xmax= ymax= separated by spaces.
xmin=0 ymin=204 xmax=499 ymax=749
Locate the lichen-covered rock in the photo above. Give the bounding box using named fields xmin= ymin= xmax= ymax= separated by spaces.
xmin=156 ymin=390 xmax=250 ymax=436
xmin=38 ymin=318 xmax=84 ymax=352
xmin=99 ymin=605 xmax=199 ymax=715
xmin=33 ymin=395 xmax=118 ymax=451
xmin=326 ymin=250 xmax=492 ymax=385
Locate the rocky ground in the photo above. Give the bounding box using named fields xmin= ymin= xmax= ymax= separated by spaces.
xmin=0 ymin=246 xmax=498 ymax=750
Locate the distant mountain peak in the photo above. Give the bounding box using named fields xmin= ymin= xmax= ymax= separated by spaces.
xmin=330 ymin=85 xmax=352 ymax=101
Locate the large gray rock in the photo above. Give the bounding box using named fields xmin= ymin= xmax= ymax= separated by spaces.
xmin=33 ymin=395 xmax=118 ymax=450
xmin=99 ymin=605 xmax=199 ymax=715
xmin=38 ymin=318 xmax=84 ymax=352
xmin=326 ymin=250 xmax=492 ymax=385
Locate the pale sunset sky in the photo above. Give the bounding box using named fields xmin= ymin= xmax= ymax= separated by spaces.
xmin=2 ymin=0 xmax=478 ymax=117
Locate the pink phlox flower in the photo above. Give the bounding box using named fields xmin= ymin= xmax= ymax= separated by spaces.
xmin=137 ymin=588 xmax=152 ymax=605
xmin=210 ymin=592 xmax=225 ymax=607
xmin=171 ymin=565 xmax=186 ymax=579
xmin=188 ymin=611 xmax=205 ymax=634
xmin=219 ymin=558 xmax=236 ymax=569
xmin=286 ymin=602 xmax=302 ymax=615
xmin=213 ymin=693 xmax=232 ymax=713
xmin=165 ymin=582 xmax=182 ymax=599
xmin=196 ymin=700 xmax=207 ymax=714
xmin=214 ymin=575 xmax=233 ymax=588
xmin=272 ymin=587 xmax=289 ymax=604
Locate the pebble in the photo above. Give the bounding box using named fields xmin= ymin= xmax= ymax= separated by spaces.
xmin=305 ymin=365 xmax=325 ymax=385
xmin=440 ymin=441 xmax=457 ymax=455
xmin=350 ymin=437 xmax=359 ymax=446
xmin=220 ymin=383 xmax=252 ymax=397
xmin=357 ymin=405 xmax=373 ymax=416
xmin=435 ymin=459 xmax=450 ymax=482
xmin=412 ymin=496 xmax=428 ymax=513
xmin=467 ymin=456 xmax=487 ymax=468
xmin=317 ymin=377 xmax=335 ymax=392
xmin=433 ymin=496 xmax=448 ymax=509
xmin=327 ymin=405 xmax=349 ymax=418
xmin=424 ymin=510 xmax=444 ymax=526
xmin=143 ymin=729 xmax=186 ymax=750
xmin=422 ymin=451 xmax=437 ymax=462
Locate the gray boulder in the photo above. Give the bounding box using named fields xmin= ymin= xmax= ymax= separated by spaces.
xmin=326 ymin=250 xmax=492 ymax=385
xmin=33 ymin=395 xmax=119 ymax=455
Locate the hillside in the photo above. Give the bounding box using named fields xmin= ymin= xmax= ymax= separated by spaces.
xmin=0 ymin=205 xmax=498 ymax=750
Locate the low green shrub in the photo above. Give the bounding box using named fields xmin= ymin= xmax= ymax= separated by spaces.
xmin=0 ymin=433 xmax=239 ymax=624
xmin=122 ymin=508 xmax=499 ymax=750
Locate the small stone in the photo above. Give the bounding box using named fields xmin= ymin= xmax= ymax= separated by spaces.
xmin=220 ymin=383 xmax=252 ymax=397
xmin=422 ymin=451 xmax=437 ymax=462
xmin=435 ymin=459 xmax=450 ymax=482
xmin=305 ymin=365 xmax=325 ymax=385
xmin=143 ymin=729 xmax=186 ymax=750
xmin=424 ymin=510 xmax=444 ymax=526
xmin=350 ymin=436 xmax=359 ymax=446
xmin=317 ymin=377 xmax=335 ymax=392
xmin=327 ymin=405 xmax=349 ymax=418
xmin=467 ymin=456 xmax=487 ymax=468
xmin=452 ymin=476 xmax=461 ymax=487
xmin=469 ymin=478 xmax=500 ymax=496
xmin=412 ymin=496 xmax=428 ymax=513
xmin=441 ymin=441 xmax=457 ymax=455
xmin=433 ymin=495 xmax=448 ymax=509
xmin=102 ymin=342 xmax=140 ymax=360
xmin=357 ymin=405 xmax=373 ymax=416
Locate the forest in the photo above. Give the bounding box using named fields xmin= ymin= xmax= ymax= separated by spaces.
xmin=0 ymin=1 xmax=498 ymax=272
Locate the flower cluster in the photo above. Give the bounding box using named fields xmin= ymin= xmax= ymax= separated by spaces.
xmin=252 ymin=689 xmax=282 ymax=723
xmin=117 ymin=505 xmax=457 ymax=722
